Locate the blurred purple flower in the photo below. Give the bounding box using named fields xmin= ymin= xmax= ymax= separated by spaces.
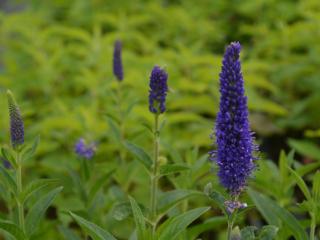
xmin=209 ymin=42 xmax=258 ymax=196
xmin=74 ymin=138 xmax=96 ymax=160
xmin=148 ymin=66 xmax=168 ymax=114
xmin=113 ymin=40 xmax=124 ymax=81
xmin=2 ymin=157 xmax=12 ymax=169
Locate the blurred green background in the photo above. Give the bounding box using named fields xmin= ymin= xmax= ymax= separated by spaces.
xmin=0 ymin=0 xmax=320 ymax=239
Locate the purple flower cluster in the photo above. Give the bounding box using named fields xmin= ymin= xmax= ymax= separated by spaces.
xmin=75 ymin=138 xmax=96 ymax=160
xmin=113 ymin=40 xmax=123 ymax=81
xmin=148 ymin=66 xmax=168 ymax=114
xmin=210 ymin=42 xmax=257 ymax=196
xmin=7 ymin=90 xmax=24 ymax=149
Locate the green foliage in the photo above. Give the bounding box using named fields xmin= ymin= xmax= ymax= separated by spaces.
xmin=0 ymin=0 xmax=319 ymax=239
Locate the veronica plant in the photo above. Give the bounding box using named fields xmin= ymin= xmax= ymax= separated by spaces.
xmin=0 ymin=90 xmax=62 ymax=240
xmin=208 ymin=42 xmax=261 ymax=239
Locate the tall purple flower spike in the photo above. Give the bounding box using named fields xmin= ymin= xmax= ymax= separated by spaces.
xmin=113 ymin=40 xmax=124 ymax=81
xmin=148 ymin=66 xmax=168 ymax=114
xmin=75 ymin=138 xmax=96 ymax=160
xmin=7 ymin=90 xmax=24 ymax=149
xmin=210 ymin=42 xmax=258 ymax=196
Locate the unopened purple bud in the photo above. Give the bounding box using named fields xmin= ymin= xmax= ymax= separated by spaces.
xmin=75 ymin=138 xmax=96 ymax=160
xmin=7 ymin=90 xmax=24 ymax=149
xmin=209 ymin=42 xmax=258 ymax=196
xmin=113 ymin=40 xmax=124 ymax=81
xmin=224 ymin=200 xmax=247 ymax=215
xmin=148 ymin=66 xmax=168 ymax=114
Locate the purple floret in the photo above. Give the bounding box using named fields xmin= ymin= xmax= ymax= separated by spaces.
xmin=113 ymin=40 xmax=124 ymax=81
xmin=210 ymin=42 xmax=258 ymax=196
xmin=75 ymin=138 xmax=96 ymax=160
xmin=148 ymin=66 xmax=168 ymax=114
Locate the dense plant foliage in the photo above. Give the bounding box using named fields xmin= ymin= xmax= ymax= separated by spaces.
xmin=0 ymin=0 xmax=319 ymax=239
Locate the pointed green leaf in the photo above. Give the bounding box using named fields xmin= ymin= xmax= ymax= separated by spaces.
xmin=25 ymin=186 xmax=63 ymax=237
xmin=129 ymin=197 xmax=147 ymax=240
xmin=187 ymin=216 xmax=226 ymax=239
xmin=288 ymin=167 xmax=311 ymax=201
xmin=158 ymin=190 xmax=204 ymax=214
xmin=21 ymin=135 xmax=40 ymax=161
xmin=106 ymin=116 xmax=121 ymax=142
xmin=157 ymin=207 xmax=210 ymax=240
xmin=20 ymin=178 xmax=58 ymax=204
xmin=207 ymin=190 xmax=227 ymax=214
xmin=248 ymin=189 xmax=308 ymax=240
xmin=124 ymin=141 xmax=152 ymax=170
xmin=70 ymin=212 xmax=117 ymax=240
xmin=312 ymin=171 xmax=320 ymax=202
xmin=288 ymin=139 xmax=320 ymax=161
xmin=1 ymin=147 xmax=17 ymax=168
xmin=0 ymin=165 xmax=17 ymax=194
xmin=88 ymin=169 xmax=114 ymax=204
xmin=159 ymin=164 xmax=190 ymax=176
xmin=0 ymin=220 xmax=26 ymax=240
xmin=58 ymin=225 xmax=81 ymax=240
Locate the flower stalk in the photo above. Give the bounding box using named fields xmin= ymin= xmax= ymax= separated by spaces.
xmin=16 ymin=151 xmax=25 ymax=233
xmin=150 ymin=113 xmax=160 ymax=222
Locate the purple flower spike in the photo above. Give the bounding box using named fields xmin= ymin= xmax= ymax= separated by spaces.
xmin=209 ymin=42 xmax=258 ymax=196
xmin=148 ymin=66 xmax=168 ymax=114
xmin=113 ymin=40 xmax=123 ymax=81
xmin=75 ymin=138 xmax=96 ymax=160
xmin=7 ymin=90 xmax=24 ymax=149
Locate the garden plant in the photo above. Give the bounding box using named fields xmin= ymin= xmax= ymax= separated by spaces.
xmin=0 ymin=1 xmax=320 ymax=240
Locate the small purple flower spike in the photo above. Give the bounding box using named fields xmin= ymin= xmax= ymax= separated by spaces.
xmin=148 ymin=66 xmax=168 ymax=114
xmin=75 ymin=138 xmax=96 ymax=160
xmin=7 ymin=90 xmax=24 ymax=149
xmin=209 ymin=42 xmax=258 ymax=196
xmin=113 ymin=40 xmax=124 ymax=81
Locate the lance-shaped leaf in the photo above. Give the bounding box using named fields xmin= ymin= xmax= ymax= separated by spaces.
xmin=25 ymin=186 xmax=63 ymax=237
xmin=70 ymin=212 xmax=117 ymax=240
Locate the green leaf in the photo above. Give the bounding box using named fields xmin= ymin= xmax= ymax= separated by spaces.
xmin=257 ymin=225 xmax=278 ymax=240
xmin=70 ymin=212 xmax=117 ymax=240
xmin=20 ymin=178 xmax=58 ymax=204
xmin=0 ymin=219 xmax=26 ymax=240
xmin=106 ymin=116 xmax=121 ymax=142
xmin=158 ymin=189 xmax=204 ymax=214
xmin=248 ymin=189 xmax=308 ymax=240
xmin=58 ymin=225 xmax=81 ymax=240
xmin=312 ymin=171 xmax=320 ymax=202
xmin=287 ymin=167 xmax=311 ymax=201
xmin=159 ymin=163 xmax=190 ymax=176
xmin=129 ymin=196 xmax=148 ymax=240
xmin=240 ymin=226 xmax=257 ymax=240
xmin=0 ymin=165 xmax=17 ymax=194
xmin=88 ymin=169 xmax=114 ymax=204
xmin=187 ymin=216 xmax=226 ymax=239
xmin=1 ymin=146 xmax=17 ymax=168
xmin=157 ymin=207 xmax=210 ymax=240
xmin=288 ymin=139 xmax=320 ymax=161
xmin=124 ymin=141 xmax=152 ymax=170
xmin=207 ymin=190 xmax=227 ymax=215
xmin=25 ymin=186 xmax=63 ymax=237
xmin=21 ymin=135 xmax=40 ymax=161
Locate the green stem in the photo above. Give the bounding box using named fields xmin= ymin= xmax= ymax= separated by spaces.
xmin=310 ymin=212 xmax=316 ymax=240
xmin=227 ymin=217 xmax=234 ymax=240
xmin=16 ymin=152 xmax=25 ymax=233
xmin=116 ymin=81 xmax=126 ymax=166
xmin=150 ymin=114 xmax=160 ymax=224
